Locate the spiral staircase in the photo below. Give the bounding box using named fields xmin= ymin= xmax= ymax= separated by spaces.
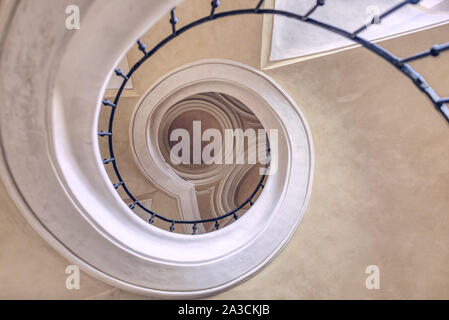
xmin=0 ymin=0 xmax=448 ymax=299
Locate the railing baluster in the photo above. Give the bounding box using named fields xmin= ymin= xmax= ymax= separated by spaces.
xmin=169 ymin=221 xmax=175 ymax=232
xmin=215 ymin=220 xmax=220 ymax=230
xmin=210 ymin=0 xmax=220 ymax=19
xmin=129 ymin=201 xmax=138 ymax=210
xmin=103 ymin=158 xmax=115 ymax=164
xmin=192 ymin=223 xmax=198 ymax=235
xmin=255 ymin=0 xmax=264 ymax=12
xmin=114 ymin=69 xmax=129 ymax=80
xmin=113 ymin=181 xmax=124 ymax=189
xmin=137 ymin=39 xmax=147 ymax=56
xmin=98 ymin=131 xmax=112 ymax=137
xmin=149 ymin=213 xmax=156 ymax=224
xmin=352 ymin=0 xmax=420 ymax=37
xmin=400 ymin=42 xmax=449 ymax=64
xmin=170 ymin=8 xmax=178 ymax=36
xmin=302 ymin=0 xmax=325 ymax=20
xmin=102 ymin=99 xmax=116 ymax=108
xmin=438 ymin=98 xmax=449 ymax=105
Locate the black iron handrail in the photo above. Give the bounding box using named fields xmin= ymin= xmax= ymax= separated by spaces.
xmin=100 ymin=0 xmax=449 ymax=234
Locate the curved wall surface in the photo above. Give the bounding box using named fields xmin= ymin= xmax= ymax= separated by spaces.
xmin=0 ymin=0 xmax=449 ymax=299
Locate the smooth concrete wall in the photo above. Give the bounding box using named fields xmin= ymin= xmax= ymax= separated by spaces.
xmin=98 ymin=96 xmax=185 ymax=231
xmin=1 ymin=0 xmax=448 ymax=298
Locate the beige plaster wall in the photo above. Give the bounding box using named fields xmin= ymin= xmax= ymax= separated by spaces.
xmin=0 ymin=0 xmax=448 ymax=299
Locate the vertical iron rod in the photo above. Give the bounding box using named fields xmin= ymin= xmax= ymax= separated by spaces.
xmin=170 ymin=8 xmax=178 ymax=35
xmin=302 ymin=0 xmax=325 ymax=20
xmin=352 ymin=0 xmax=420 ymax=37
xmin=255 ymin=0 xmax=264 ymax=12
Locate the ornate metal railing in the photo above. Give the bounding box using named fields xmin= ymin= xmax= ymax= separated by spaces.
xmin=99 ymin=0 xmax=449 ymax=234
